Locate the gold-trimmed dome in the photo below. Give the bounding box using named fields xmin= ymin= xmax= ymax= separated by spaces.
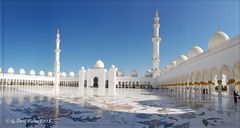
xmin=95 ymin=60 xmax=104 ymax=69
xmin=208 ymin=30 xmax=229 ymax=50
xmin=188 ymin=45 xmax=204 ymax=59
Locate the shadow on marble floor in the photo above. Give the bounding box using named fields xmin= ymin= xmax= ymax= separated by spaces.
xmin=0 ymin=86 xmax=240 ymax=128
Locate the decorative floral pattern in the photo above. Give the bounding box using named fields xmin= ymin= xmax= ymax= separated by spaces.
xmin=0 ymin=87 xmax=240 ymax=128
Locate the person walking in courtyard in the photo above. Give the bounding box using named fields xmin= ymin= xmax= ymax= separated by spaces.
xmin=233 ymin=90 xmax=239 ymax=103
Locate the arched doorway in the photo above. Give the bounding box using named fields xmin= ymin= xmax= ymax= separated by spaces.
xmin=105 ymin=80 xmax=109 ymax=88
xmin=84 ymin=80 xmax=87 ymax=87
xmin=93 ymin=77 xmax=99 ymax=88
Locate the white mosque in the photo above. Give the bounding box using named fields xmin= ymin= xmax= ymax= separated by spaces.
xmin=0 ymin=11 xmax=240 ymax=96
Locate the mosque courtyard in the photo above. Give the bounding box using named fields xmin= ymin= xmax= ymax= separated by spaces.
xmin=0 ymin=86 xmax=240 ymax=128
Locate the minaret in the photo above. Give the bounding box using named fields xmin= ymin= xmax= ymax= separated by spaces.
xmin=54 ymin=29 xmax=61 ymax=93
xmin=152 ymin=10 xmax=161 ymax=78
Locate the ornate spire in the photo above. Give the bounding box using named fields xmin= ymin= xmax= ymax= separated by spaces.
xmin=156 ymin=9 xmax=158 ymax=17
xmin=54 ymin=27 xmax=61 ymax=94
xmin=57 ymin=28 xmax=60 ymax=34
xmin=152 ymin=10 xmax=161 ymax=78
xmin=56 ymin=28 xmax=60 ymax=41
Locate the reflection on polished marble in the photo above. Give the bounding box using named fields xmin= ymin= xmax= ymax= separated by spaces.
xmin=0 ymin=85 xmax=240 ymax=128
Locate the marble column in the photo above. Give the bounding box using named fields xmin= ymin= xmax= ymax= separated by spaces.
xmin=78 ymin=67 xmax=85 ymax=96
xmin=185 ymin=83 xmax=188 ymax=94
xmin=194 ymin=82 xmax=197 ymax=95
xmin=217 ymin=74 xmax=223 ymax=98
xmin=200 ymin=83 xmax=203 ymax=94
xmin=208 ymin=81 xmax=212 ymax=95
xmin=228 ymin=79 xmax=235 ymax=97
xmin=109 ymin=65 xmax=117 ymax=96
xmin=189 ymin=83 xmax=192 ymax=96
xmin=237 ymin=82 xmax=240 ymax=92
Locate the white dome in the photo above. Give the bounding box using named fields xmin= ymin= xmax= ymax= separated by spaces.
xmin=48 ymin=72 xmax=53 ymax=77
xmin=95 ymin=60 xmax=104 ymax=69
xmin=69 ymin=71 xmax=75 ymax=77
xmin=208 ymin=30 xmax=229 ymax=50
xmin=177 ymin=55 xmax=188 ymax=65
xmin=81 ymin=66 xmax=85 ymax=70
xmin=117 ymin=69 xmax=124 ymax=76
xmin=170 ymin=61 xmax=177 ymax=68
xmin=8 ymin=67 xmax=14 ymax=74
xmin=39 ymin=70 xmax=45 ymax=76
xmin=145 ymin=70 xmax=152 ymax=77
xmin=19 ymin=68 xmax=25 ymax=75
xmin=30 ymin=69 xmax=35 ymax=75
xmin=131 ymin=69 xmax=138 ymax=77
xmin=165 ymin=65 xmax=170 ymax=70
xmin=111 ymin=65 xmax=115 ymax=68
xmin=61 ymin=72 xmax=67 ymax=77
xmin=188 ymin=45 xmax=204 ymax=59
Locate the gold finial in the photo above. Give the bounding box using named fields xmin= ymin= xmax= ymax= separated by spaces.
xmin=217 ymin=26 xmax=221 ymax=31
xmin=57 ymin=28 xmax=60 ymax=34
xmin=156 ymin=9 xmax=158 ymax=17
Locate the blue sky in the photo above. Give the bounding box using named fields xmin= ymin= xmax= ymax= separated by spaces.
xmin=1 ymin=0 xmax=239 ymax=76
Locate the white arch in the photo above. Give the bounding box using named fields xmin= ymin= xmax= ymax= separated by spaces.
xmin=233 ymin=62 xmax=240 ymax=81
xmin=191 ymin=72 xmax=196 ymax=83
xmin=202 ymin=69 xmax=210 ymax=82
xmin=8 ymin=67 xmax=14 ymax=74
xmin=196 ymin=71 xmax=202 ymax=83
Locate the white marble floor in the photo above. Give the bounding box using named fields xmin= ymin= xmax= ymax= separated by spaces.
xmin=0 ymin=86 xmax=240 ymax=128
